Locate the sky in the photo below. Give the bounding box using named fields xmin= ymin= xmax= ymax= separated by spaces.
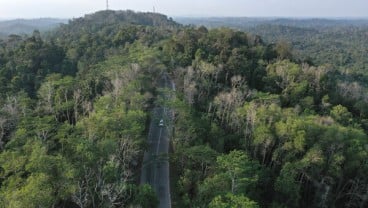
xmin=0 ymin=0 xmax=367 ymax=19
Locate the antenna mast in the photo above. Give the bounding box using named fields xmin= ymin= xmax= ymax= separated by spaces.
xmin=153 ymin=0 xmax=157 ymax=13
xmin=106 ymin=0 xmax=109 ymax=10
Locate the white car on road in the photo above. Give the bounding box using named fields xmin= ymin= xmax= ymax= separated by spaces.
xmin=159 ymin=119 xmax=164 ymax=127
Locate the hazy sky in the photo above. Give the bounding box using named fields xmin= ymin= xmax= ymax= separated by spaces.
xmin=0 ymin=0 xmax=367 ymax=19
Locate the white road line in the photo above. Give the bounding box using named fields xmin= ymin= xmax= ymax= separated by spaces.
xmin=156 ymin=127 xmax=163 ymax=155
xmin=153 ymin=127 xmax=163 ymax=186
xmin=148 ymin=116 xmax=154 ymax=142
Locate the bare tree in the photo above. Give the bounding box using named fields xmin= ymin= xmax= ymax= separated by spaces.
xmin=183 ymin=67 xmax=197 ymax=105
xmin=213 ymin=76 xmax=251 ymax=130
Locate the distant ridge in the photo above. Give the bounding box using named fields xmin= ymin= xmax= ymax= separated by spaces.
xmin=0 ymin=18 xmax=68 ymax=36
xmin=175 ymin=17 xmax=368 ymax=29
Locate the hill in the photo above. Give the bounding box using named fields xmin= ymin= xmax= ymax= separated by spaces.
xmin=56 ymin=10 xmax=179 ymax=35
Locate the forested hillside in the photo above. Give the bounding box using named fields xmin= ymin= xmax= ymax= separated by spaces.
xmin=177 ymin=17 xmax=368 ymax=75
xmin=0 ymin=10 xmax=367 ymax=208
xmin=247 ymin=25 xmax=368 ymax=75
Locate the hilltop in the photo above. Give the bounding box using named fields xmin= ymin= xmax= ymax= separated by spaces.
xmin=56 ymin=10 xmax=179 ymax=35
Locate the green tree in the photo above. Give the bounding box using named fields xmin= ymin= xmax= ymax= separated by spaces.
xmin=330 ymin=104 xmax=352 ymax=125
xmin=0 ymin=140 xmax=75 ymax=208
xmin=131 ymin=184 xmax=159 ymax=208
xmin=209 ymin=193 xmax=259 ymax=208
xmin=216 ymin=150 xmax=260 ymax=194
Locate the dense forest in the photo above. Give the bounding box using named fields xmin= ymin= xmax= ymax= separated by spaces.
xmin=0 ymin=10 xmax=367 ymax=208
xmin=176 ymin=17 xmax=368 ymax=75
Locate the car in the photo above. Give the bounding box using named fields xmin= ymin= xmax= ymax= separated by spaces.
xmin=159 ymin=119 xmax=164 ymax=127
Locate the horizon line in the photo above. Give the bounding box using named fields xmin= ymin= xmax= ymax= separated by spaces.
xmin=1 ymin=9 xmax=368 ymax=21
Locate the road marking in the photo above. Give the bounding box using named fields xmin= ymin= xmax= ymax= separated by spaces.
xmin=156 ymin=127 xmax=163 ymax=155
xmin=153 ymin=127 xmax=163 ymax=187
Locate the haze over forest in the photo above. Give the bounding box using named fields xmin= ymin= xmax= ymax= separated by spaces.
xmin=1 ymin=0 xmax=368 ymax=18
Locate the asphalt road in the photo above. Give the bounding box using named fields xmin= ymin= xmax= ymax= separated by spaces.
xmin=141 ymin=74 xmax=173 ymax=208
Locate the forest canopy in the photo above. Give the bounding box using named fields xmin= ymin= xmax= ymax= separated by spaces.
xmin=0 ymin=10 xmax=367 ymax=208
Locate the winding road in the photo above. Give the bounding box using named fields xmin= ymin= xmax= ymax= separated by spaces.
xmin=140 ymin=74 xmax=174 ymax=208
